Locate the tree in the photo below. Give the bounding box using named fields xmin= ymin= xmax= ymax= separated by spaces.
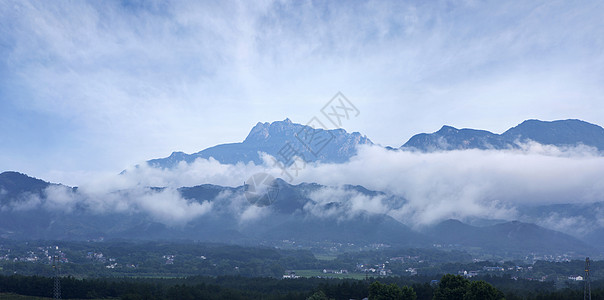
xmin=401 ymin=285 xmax=417 ymax=300
xmin=369 ymin=281 xmax=416 ymax=300
xmin=463 ymin=280 xmax=504 ymax=300
xmin=307 ymin=290 xmax=332 ymax=300
xmin=433 ymin=274 xmax=470 ymax=300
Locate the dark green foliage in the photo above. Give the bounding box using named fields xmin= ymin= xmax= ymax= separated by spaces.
xmin=433 ymin=275 xmax=504 ymax=300
xmin=463 ymin=280 xmax=504 ymax=300
xmin=401 ymin=285 xmax=418 ymax=300
xmin=369 ymin=281 xmax=416 ymax=300
xmin=4 ymin=273 xmax=604 ymax=300
xmin=369 ymin=281 xmax=403 ymax=299
xmin=306 ymin=290 xmax=332 ymax=300
xmin=433 ymin=275 xmax=470 ymax=300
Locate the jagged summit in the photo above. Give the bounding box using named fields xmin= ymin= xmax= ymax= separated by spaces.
xmin=148 ymin=118 xmax=373 ymax=168
xmin=437 ymin=125 xmax=458 ymax=132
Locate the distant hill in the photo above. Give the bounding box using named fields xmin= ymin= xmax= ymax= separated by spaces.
xmin=0 ymin=171 xmax=599 ymax=255
xmin=0 ymin=171 xmax=50 ymax=204
xmin=502 ymin=119 xmax=604 ymax=149
xmin=402 ymin=126 xmax=516 ymax=151
xmin=148 ymin=118 xmax=373 ymax=168
xmin=0 ymin=171 xmax=79 ymax=205
xmin=426 ymin=219 xmax=593 ymax=255
xmin=0 ymin=171 xmax=421 ymax=246
xmin=402 ymin=119 xmax=604 ymax=152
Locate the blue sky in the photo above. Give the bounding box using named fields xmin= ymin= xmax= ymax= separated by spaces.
xmin=1 ymin=0 xmax=603 ymax=185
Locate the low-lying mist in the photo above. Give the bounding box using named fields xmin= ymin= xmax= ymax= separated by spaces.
xmin=4 ymin=142 xmax=604 ymax=236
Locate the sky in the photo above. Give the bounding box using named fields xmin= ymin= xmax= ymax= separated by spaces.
xmin=1 ymin=0 xmax=604 ymax=185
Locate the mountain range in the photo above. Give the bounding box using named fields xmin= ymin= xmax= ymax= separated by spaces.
xmin=402 ymin=119 xmax=604 ymax=152
xmin=2 ymin=118 xmax=604 ymax=257
xmin=149 ymin=118 xmax=604 ymax=168
xmin=0 ymin=171 xmax=598 ymax=256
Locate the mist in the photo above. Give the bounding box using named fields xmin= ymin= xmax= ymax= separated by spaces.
xmin=4 ymin=142 xmax=603 ymax=232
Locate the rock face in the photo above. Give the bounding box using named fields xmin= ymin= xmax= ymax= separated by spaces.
xmin=402 ymin=119 xmax=604 ymax=152
xmin=148 ymin=118 xmax=373 ymax=168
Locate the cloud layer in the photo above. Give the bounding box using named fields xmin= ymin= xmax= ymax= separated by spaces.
xmin=3 ymin=142 xmax=600 ymax=234
xmin=295 ymin=144 xmax=604 ymax=227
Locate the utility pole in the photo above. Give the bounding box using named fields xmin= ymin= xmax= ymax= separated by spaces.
xmin=584 ymin=257 xmax=591 ymax=300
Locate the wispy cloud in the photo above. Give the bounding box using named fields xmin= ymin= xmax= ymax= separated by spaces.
xmin=1 ymin=1 xmax=603 ymax=182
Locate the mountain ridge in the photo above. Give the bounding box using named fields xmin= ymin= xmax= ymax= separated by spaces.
xmin=426 ymin=219 xmax=593 ymax=254
xmin=402 ymin=119 xmax=604 ymax=152
xmin=148 ymin=118 xmax=604 ymax=168
xmin=0 ymin=171 xmax=598 ymax=255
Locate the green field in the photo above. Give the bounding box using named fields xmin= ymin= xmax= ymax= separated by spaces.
xmin=293 ymin=269 xmax=368 ymax=280
xmin=313 ymin=254 xmax=338 ymax=261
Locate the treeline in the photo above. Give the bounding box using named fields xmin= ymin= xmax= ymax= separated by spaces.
xmin=2 ymin=274 xmax=604 ymax=300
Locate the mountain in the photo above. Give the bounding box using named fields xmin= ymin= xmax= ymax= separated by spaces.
xmin=4 ymin=118 xmax=604 ymax=254
xmin=148 ymin=118 xmax=373 ymax=168
xmin=502 ymin=119 xmax=604 ymax=149
xmin=178 ymin=179 xmax=423 ymax=245
xmin=402 ymin=119 xmax=604 ymax=152
xmin=0 ymin=171 xmax=422 ymax=246
xmin=402 ymin=126 xmax=516 ymax=151
xmin=426 ymin=219 xmax=593 ymax=255
xmin=149 ymin=118 xmax=604 ymax=166
xmin=0 ymin=171 xmax=50 ymax=204
xmin=1 ymin=171 xmax=599 ymax=255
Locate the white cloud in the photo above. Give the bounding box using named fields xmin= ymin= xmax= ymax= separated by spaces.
xmin=3 ymin=141 xmax=604 ymax=233
xmin=4 ymin=193 xmax=42 ymax=212
xmin=239 ymin=205 xmax=270 ymax=223
xmin=43 ymin=185 xmax=78 ymax=213
xmin=130 ymin=187 xmax=213 ymax=226
xmin=1 ymin=1 xmax=603 ymax=182
xmin=535 ymin=214 xmax=595 ymax=237
xmin=291 ymin=144 xmax=604 ymax=227
xmin=304 ymin=187 xmax=390 ymax=221
xmin=41 ymin=142 xmax=604 ymax=229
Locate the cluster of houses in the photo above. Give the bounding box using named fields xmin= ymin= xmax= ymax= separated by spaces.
xmin=459 ymin=266 xmax=508 ymax=278
xmin=356 ymin=263 xmax=392 ymax=276
xmin=322 ymin=269 xmax=348 ymax=274
xmin=282 ymin=270 xmax=300 ymax=279
xmin=163 ymin=254 xmax=175 ymax=265
xmin=568 ymin=275 xmax=584 ymax=281
xmin=0 ymin=246 xmax=68 ymax=264
xmin=86 ymin=252 xmax=108 ymax=263
xmin=405 ymin=268 xmax=417 ymax=275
